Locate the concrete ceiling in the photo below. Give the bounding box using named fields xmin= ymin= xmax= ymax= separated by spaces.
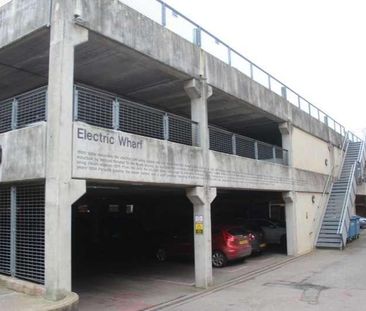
xmin=0 ymin=28 xmax=49 ymax=100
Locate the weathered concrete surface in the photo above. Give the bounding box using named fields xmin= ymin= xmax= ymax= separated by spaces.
xmin=0 ymin=279 xmax=78 ymax=311
xmin=77 ymin=0 xmax=343 ymax=146
xmin=72 ymin=121 xmax=328 ymax=193
xmin=45 ymin=0 xmax=88 ymax=301
xmin=357 ymin=184 xmax=366 ymax=196
xmin=168 ymin=230 xmax=366 ymax=311
xmin=0 ymin=0 xmax=49 ymax=49
xmin=0 ymin=123 xmax=46 ymax=182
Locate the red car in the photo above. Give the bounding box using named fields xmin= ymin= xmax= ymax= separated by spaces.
xmin=155 ymin=225 xmax=252 ymax=267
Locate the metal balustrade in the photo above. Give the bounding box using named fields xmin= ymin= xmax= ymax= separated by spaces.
xmin=119 ymin=0 xmax=361 ymax=142
xmin=0 ymin=187 xmax=11 ymax=276
xmin=209 ymin=126 xmax=288 ymax=165
xmin=0 ymin=87 xmax=47 ymax=134
xmin=74 ymin=85 xmax=199 ymax=146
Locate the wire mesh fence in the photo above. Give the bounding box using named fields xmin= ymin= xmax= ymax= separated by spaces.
xmin=15 ymin=184 xmax=45 ymax=284
xmin=74 ymin=85 xmax=199 ymax=146
xmin=0 ymin=187 xmax=11 ymax=276
xmin=0 ymin=184 xmax=45 ymax=285
xmin=209 ymin=126 xmax=288 ymax=165
xmin=0 ymin=87 xmax=47 ymax=134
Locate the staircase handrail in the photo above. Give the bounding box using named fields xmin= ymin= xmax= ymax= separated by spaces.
xmin=337 ymin=162 xmax=356 ymax=237
xmin=338 ymin=134 xmax=350 ymax=179
xmin=315 ymin=133 xmax=350 ymax=246
xmin=356 ymin=141 xmax=366 ymax=183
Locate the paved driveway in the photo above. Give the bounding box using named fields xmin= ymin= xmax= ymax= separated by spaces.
xmin=168 ymin=231 xmax=366 ymax=311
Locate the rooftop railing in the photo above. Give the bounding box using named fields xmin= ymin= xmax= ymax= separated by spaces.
xmin=119 ymin=0 xmax=362 ymax=143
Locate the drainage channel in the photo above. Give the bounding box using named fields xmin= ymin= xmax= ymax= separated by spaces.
xmin=143 ymin=254 xmax=309 ymax=311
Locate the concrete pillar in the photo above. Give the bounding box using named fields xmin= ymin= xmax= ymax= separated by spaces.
xmin=184 ymin=78 xmax=215 ymax=288
xmin=186 ymin=186 xmax=217 ymax=288
xmin=184 ymin=78 xmax=213 ymax=151
xmin=279 ymin=121 xmax=293 ymax=166
xmin=283 ymin=191 xmax=298 ymax=256
xmin=45 ymin=0 xmax=88 ymax=301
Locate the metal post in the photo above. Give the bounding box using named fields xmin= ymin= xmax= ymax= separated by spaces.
xmin=73 ymin=87 xmax=78 ymax=121
xmin=254 ymin=141 xmax=258 ymax=160
xmin=281 ymin=87 xmax=287 ymax=100
xmin=297 ymin=96 xmax=301 ymax=108
xmin=193 ymin=28 xmax=202 ymax=47
xmin=10 ymin=186 xmax=16 ymax=277
xmin=268 ymin=75 xmax=271 ymax=90
xmin=232 ymin=134 xmax=236 ymax=155
xmin=11 ymin=99 xmax=18 ymax=130
xmin=272 ymin=146 xmax=276 ymax=162
xmin=161 ymin=3 xmax=166 ymax=26
xmin=250 ymin=64 xmax=254 ymax=79
xmin=308 ymin=102 xmax=311 ymax=115
xmin=163 ymin=113 xmax=169 ymax=140
xmin=227 ymin=49 xmax=232 ymax=66
xmin=112 ymin=98 xmax=120 ymax=130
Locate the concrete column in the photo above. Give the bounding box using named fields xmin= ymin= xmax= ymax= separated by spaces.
xmin=184 ymin=78 xmax=213 ymax=151
xmin=283 ymin=191 xmax=298 ymax=256
xmin=279 ymin=121 xmax=293 ymax=166
xmin=186 ymin=186 xmax=217 ymax=288
xmin=45 ymin=0 xmax=88 ymax=301
xmin=184 ymin=78 xmax=215 ymax=288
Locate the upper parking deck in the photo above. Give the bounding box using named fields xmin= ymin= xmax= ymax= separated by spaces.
xmin=0 ymin=0 xmax=360 ymax=146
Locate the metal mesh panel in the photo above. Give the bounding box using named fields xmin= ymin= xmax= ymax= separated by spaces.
xmin=17 ymin=88 xmax=47 ymax=128
xmin=119 ymin=101 xmax=164 ymax=139
xmin=257 ymin=143 xmax=273 ymax=160
xmin=209 ymin=127 xmax=233 ymax=154
xmin=168 ymin=115 xmax=197 ymax=146
xmin=0 ymin=187 xmax=11 ymax=276
xmin=236 ymin=136 xmax=256 ymax=159
xmin=0 ymin=99 xmax=12 ymax=133
xmin=15 ymin=184 xmax=45 ymax=284
xmin=77 ymin=88 xmax=114 ymax=129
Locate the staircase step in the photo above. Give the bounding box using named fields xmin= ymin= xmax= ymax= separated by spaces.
xmin=318 ymin=238 xmax=342 ymax=243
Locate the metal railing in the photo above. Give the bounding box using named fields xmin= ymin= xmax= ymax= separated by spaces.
xmin=74 ymin=85 xmax=199 ymax=147
xmin=0 ymin=184 xmax=45 ymax=284
xmin=0 ymin=86 xmax=47 ymax=134
xmin=209 ymin=126 xmax=288 ymax=165
xmin=119 ymin=0 xmax=361 ymax=142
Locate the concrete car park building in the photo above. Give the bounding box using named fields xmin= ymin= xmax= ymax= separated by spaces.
xmin=0 ymin=0 xmax=365 ymax=306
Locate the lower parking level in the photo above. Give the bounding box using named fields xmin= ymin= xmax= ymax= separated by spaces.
xmin=71 ymin=183 xmax=288 ymax=310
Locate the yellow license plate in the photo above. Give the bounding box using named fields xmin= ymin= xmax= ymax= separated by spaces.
xmin=239 ymin=240 xmax=248 ymax=245
xmin=260 ymin=243 xmax=266 ymax=248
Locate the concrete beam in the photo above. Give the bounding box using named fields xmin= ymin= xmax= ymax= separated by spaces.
xmin=186 ymin=186 xmax=217 ymax=288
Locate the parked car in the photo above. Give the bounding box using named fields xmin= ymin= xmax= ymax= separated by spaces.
xmin=358 ymin=216 xmax=366 ymax=229
xmin=243 ymin=218 xmax=286 ymax=248
xmin=155 ymin=225 xmax=252 ymax=267
xmin=217 ymin=218 xmax=266 ymax=254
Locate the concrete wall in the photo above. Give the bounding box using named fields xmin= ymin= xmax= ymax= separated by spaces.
xmin=292 ymin=127 xmax=331 ymax=175
xmin=0 ymin=0 xmax=49 ymax=49
xmin=0 ymin=123 xmax=46 ymax=182
xmin=77 ymin=0 xmax=344 ymax=147
xmin=294 ymin=192 xmax=324 ymax=255
xmin=72 ymin=121 xmax=327 ymax=193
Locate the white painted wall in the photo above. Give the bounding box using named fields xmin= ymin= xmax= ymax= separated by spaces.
xmin=295 ymin=192 xmax=324 ymax=255
xmin=292 ymin=127 xmax=343 ymax=176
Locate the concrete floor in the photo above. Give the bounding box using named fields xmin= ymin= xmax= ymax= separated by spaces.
xmin=73 ymin=248 xmax=287 ymax=311
xmin=167 ymin=231 xmax=366 ymax=311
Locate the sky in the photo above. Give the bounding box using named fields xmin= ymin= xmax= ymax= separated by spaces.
xmin=134 ymin=0 xmax=366 ymax=137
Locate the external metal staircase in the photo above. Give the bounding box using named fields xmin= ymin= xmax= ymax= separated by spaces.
xmin=316 ymin=139 xmax=366 ymax=249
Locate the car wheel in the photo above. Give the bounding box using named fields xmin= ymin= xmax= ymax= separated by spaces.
xmin=156 ymin=248 xmax=167 ymax=262
xmin=212 ymin=250 xmax=227 ymax=268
